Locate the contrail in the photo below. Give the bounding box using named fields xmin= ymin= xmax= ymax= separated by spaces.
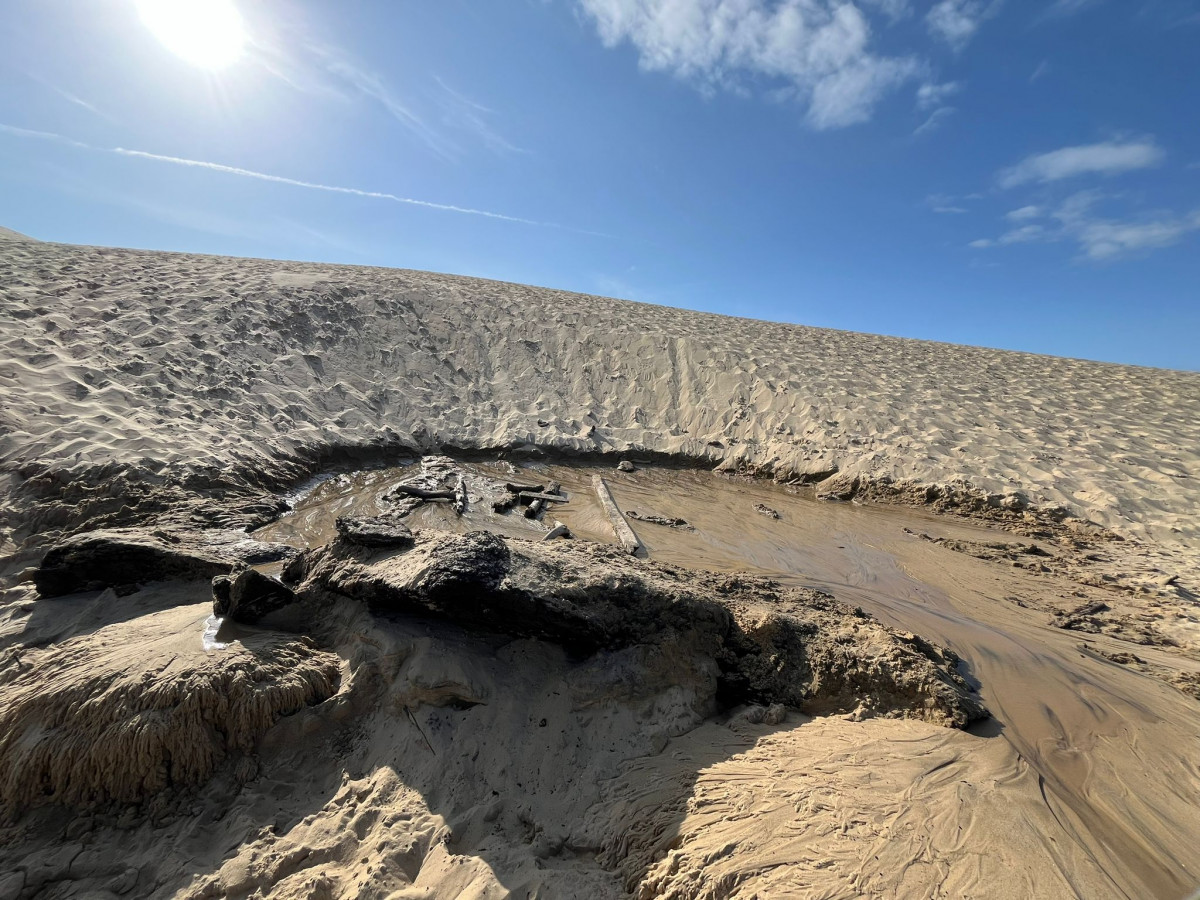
xmin=0 ymin=123 xmax=564 ymax=229
xmin=111 ymin=148 xmax=542 ymax=225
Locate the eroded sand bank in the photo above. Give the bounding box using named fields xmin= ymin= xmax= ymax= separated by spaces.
xmin=1 ymin=235 xmax=1198 ymax=899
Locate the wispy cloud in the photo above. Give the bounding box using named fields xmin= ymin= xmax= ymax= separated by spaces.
xmin=925 ymin=192 xmax=973 ymax=213
xmin=1037 ymin=0 xmax=1103 ymax=21
xmin=308 ymin=46 xmax=457 ymax=160
xmin=913 ymin=80 xmax=960 ymax=136
xmin=998 ymin=138 xmax=1164 ymax=188
xmin=970 ymin=191 xmax=1200 ymax=260
xmin=0 ymin=123 xmax=575 ymax=230
xmin=861 ymin=0 xmax=912 ymax=21
xmin=916 ymin=80 xmax=961 ymax=110
xmin=0 ymin=123 xmax=90 ymax=148
xmin=926 ymin=0 xmax=999 ymax=52
xmin=914 ymin=106 xmax=955 ymax=136
xmin=1005 ymin=205 xmax=1041 ymax=221
xmin=576 ymin=0 xmax=921 ymax=130
xmin=1029 ymin=60 xmax=1050 ymax=83
xmin=248 ymin=26 xmax=519 ymax=161
xmin=433 ymin=77 xmax=525 ymax=155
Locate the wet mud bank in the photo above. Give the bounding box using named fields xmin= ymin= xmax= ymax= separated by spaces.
xmin=3 ymin=455 xmax=1198 ymax=898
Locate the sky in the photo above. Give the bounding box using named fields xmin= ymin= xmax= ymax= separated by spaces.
xmin=1 ymin=0 xmax=1198 ymax=370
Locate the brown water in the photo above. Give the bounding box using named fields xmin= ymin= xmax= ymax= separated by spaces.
xmin=256 ymin=460 xmax=1200 ymax=900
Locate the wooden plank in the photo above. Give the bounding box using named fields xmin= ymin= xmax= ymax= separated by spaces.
xmin=592 ymin=475 xmax=642 ymax=555
xmin=524 ymin=481 xmax=562 ymax=519
xmin=518 ymin=491 xmax=569 ymax=504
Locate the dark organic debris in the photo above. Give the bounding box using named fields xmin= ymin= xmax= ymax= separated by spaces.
xmin=289 ymin=529 xmax=987 ymax=728
xmin=214 ymin=567 xmax=298 ymax=624
xmin=34 ymin=528 xmax=233 ymax=597
xmin=626 ymin=511 xmax=694 ymax=530
xmin=335 ymin=515 xmax=415 ymax=548
xmin=754 ymin=504 xmax=781 ymax=519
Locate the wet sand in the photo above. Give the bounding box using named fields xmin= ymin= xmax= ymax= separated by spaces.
xmin=257 ymin=460 xmax=1200 ymax=898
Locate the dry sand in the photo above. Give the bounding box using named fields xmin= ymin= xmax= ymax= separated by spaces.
xmin=1 ymin=233 xmax=1198 ymax=899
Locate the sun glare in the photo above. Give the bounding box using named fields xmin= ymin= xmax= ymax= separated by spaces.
xmin=136 ymin=0 xmax=247 ymax=69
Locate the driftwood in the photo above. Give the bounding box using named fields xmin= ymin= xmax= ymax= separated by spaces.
xmin=592 ymin=475 xmax=642 ymax=554
xmin=389 ymin=484 xmax=455 ymax=501
xmin=504 ymin=482 xmax=545 ymax=494
xmin=524 ymin=481 xmax=562 ymax=520
xmin=754 ymin=503 xmax=781 ymax=519
xmin=454 ymin=475 xmax=468 ymax=515
xmin=542 ymin=521 xmax=571 ymax=541
xmin=518 ymin=491 xmax=568 ymax=504
xmin=492 ymin=495 xmax=518 ymax=514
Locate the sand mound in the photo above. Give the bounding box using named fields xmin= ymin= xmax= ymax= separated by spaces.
xmin=294 ymin=526 xmax=986 ymax=727
xmin=0 ymin=603 xmax=340 ymax=807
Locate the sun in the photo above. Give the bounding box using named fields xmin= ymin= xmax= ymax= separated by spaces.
xmin=136 ymin=0 xmax=247 ymax=69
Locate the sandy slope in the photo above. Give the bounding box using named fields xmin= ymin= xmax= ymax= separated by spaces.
xmin=1 ymin=236 xmax=1199 ymax=899
xmin=1 ymin=238 xmax=1198 ymax=553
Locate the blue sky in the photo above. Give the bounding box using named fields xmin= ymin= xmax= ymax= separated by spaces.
xmin=2 ymin=0 xmax=1198 ymax=370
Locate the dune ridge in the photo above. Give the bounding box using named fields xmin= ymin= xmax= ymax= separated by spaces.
xmin=1 ymin=239 xmax=1197 ymax=558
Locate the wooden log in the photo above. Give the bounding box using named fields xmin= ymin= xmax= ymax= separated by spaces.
xmin=542 ymin=521 xmax=571 ymax=541
xmin=453 ymin=475 xmax=468 ymax=516
xmin=504 ymin=482 xmax=545 ymax=494
xmin=492 ymin=495 xmax=518 ymax=514
xmin=524 ymin=481 xmax=561 ymax=519
xmin=389 ymin=484 xmax=455 ymax=501
xmin=592 ymin=475 xmax=642 ymax=554
xmin=518 ymin=491 xmax=569 ymax=504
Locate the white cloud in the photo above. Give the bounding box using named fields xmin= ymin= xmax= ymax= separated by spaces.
xmin=916 ymin=80 xmax=961 ymax=110
xmin=996 ymin=223 xmax=1046 ymax=244
xmin=1005 ymin=205 xmax=1042 ymax=221
xmin=1029 ymin=60 xmax=1050 ymax=83
xmin=998 ymin=138 xmax=1164 ymax=188
xmin=926 ymin=0 xmax=996 ymax=51
xmin=576 ymin=0 xmax=921 ymax=129
xmin=970 ymin=190 xmax=1200 ymax=261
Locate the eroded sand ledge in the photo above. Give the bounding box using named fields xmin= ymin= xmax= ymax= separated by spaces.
xmin=1 ymin=235 xmax=1199 ymax=899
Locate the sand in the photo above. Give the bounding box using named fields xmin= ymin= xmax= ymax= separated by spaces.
xmin=1 ymin=233 xmax=1198 ymax=899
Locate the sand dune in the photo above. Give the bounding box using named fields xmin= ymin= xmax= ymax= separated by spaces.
xmin=1 ymin=239 xmax=1197 ymax=552
xmin=1 ymin=236 xmax=1198 ymax=899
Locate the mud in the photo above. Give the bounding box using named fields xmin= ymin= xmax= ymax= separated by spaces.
xmin=255 ymin=458 xmax=1200 ymax=898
